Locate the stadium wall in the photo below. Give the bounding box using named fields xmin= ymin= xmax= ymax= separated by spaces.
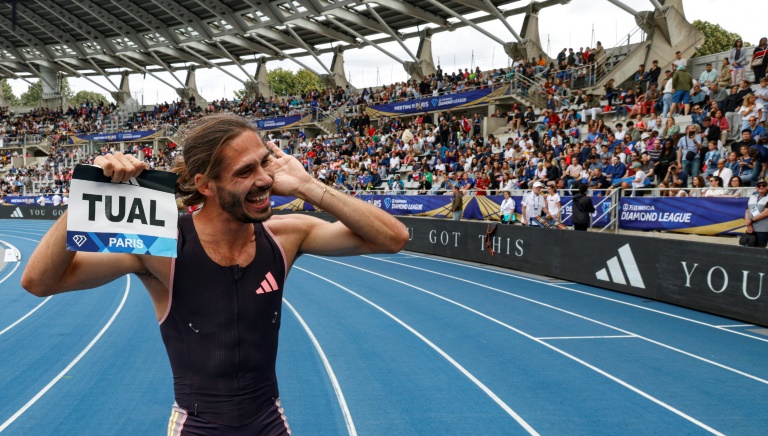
xmin=399 ymin=217 xmax=768 ymax=327
xmin=0 ymin=206 xmax=66 ymax=220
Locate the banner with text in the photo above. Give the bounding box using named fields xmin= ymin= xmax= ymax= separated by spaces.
xmin=619 ymin=197 xmax=748 ymax=235
xmin=271 ymin=194 xmax=614 ymax=225
xmin=68 ymin=129 xmax=165 ymax=145
xmin=67 ymin=165 xmax=179 ymax=257
xmin=255 ymin=115 xmax=310 ymax=131
xmin=365 ymin=85 xmax=509 ymax=117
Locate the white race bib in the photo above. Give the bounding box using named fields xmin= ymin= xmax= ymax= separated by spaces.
xmin=67 ymin=164 xmax=179 ymax=257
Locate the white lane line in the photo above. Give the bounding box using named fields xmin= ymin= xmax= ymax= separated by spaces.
xmin=0 ymin=276 xmax=131 ymax=432
xmin=0 ymin=297 xmax=51 ymax=337
xmin=294 ymin=266 xmax=540 ymax=436
xmin=0 ymin=234 xmax=47 ymax=244
xmin=364 ymin=256 xmax=768 ymax=386
xmin=0 ymin=239 xmax=25 ymax=286
xmin=283 ymin=298 xmax=357 ymax=436
xmin=306 ymin=257 xmax=723 ymax=435
xmin=401 ymin=252 xmax=768 ymax=344
xmin=715 ymin=324 xmax=753 ymax=328
xmin=536 ymin=335 xmax=637 ymax=340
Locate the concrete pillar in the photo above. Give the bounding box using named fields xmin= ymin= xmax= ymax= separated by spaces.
xmin=320 ymin=46 xmax=354 ymax=90
xmin=119 ymin=142 xmax=125 ymax=152
xmin=176 ymin=66 xmax=207 ymax=107
xmin=404 ymin=28 xmax=437 ymax=81
xmin=245 ymin=58 xmax=272 ymax=99
xmin=589 ymin=1 xmax=704 ymax=92
xmin=110 ymin=71 xmax=141 ymax=113
xmin=39 ymin=65 xmax=64 ymax=109
xmin=503 ymin=4 xmax=547 ymax=63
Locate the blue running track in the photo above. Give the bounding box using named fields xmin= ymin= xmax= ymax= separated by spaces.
xmin=0 ymin=220 xmax=766 ymax=435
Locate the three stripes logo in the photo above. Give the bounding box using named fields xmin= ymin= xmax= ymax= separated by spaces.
xmin=255 ymin=271 xmax=279 ymax=295
xmin=595 ymin=244 xmax=645 ymax=289
xmin=10 ymin=208 xmax=23 ymax=218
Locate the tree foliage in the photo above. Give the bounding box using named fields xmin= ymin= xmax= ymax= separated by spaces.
xmin=691 ymin=20 xmax=752 ymax=58
xmin=71 ymin=90 xmax=107 ymax=106
xmin=235 ymin=68 xmax=324 ymax=97
xmin=1 ymin=79 xmax=19 ymax=106
xmin=18 ymin=77 xmax=75 ymax=106
xmin=20 ymin=80 xmax=42 ymax=106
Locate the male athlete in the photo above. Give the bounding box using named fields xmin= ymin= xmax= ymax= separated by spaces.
xmin=22 ymin=114 xmax=409 ymax=435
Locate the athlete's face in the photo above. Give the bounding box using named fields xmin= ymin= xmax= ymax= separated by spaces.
xmin=215 ymin=131 xmax=274 ymax=223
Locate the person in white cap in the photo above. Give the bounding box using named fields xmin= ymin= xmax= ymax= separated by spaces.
xmin=521 ymin=182 xmax=549 ymax=225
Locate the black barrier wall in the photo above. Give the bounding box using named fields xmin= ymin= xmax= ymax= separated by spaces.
xmin=399 ymin=217 xmax=768 ymax=327
xmin=0 ymin=206 xmax=67 ymax=220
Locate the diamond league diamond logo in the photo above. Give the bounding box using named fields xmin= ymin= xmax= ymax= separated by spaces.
xmin=384 ymin=198 xmax=392 ymax=209
xmin=431 ymin=98 xmax=438 ymax=107
xmin=72 ymin=234 xmax=87 ymax=247
xmin=257 ymin=120 xmax=264 ymax=129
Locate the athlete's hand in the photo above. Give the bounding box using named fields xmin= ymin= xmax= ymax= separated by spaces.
xmin=94 ymin=152 xmax=149 ymax=183
xmin=264 ymin=141 xmax=312 ymax=197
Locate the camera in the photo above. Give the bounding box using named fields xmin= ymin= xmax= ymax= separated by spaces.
xmin=688 ymin=131 xmax=695 ymax=137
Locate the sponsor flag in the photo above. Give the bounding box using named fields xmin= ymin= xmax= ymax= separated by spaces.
xmin=67 ymin=165 xmax=179 ymax=257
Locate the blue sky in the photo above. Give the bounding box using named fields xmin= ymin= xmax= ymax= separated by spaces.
xmin=6 ymin=0 xmax=762 ymax=105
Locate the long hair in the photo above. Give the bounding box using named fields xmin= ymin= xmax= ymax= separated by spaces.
xmin=173 ymin=114 xmax=258 ymax=207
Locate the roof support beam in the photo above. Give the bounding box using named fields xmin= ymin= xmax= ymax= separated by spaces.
xmin=325 ymin=16 xmax=404 ymax=64
xmin=481 ymin=0 xmax=524 ymax=43
xmin=14 ymin=3 xmax=89 ymax=58
xmin=285 ymin=26 xmax=332 ymax=74
xmin=424 ymin=0 xmax=506 ymax=45
xmin=448 ymin=0 xmax=492 ymax=13
xmin=247 ymin=34 xmax=322 ymax=76
xmin=0 ymin=9 xmax=56 ymax=61
xmin=362 ymin=0 xmax=450 ymax=27
xmin=365 ymin=4 xmax=418 ymax=62
xmin=54 ymin=60 xmax=116 ymax=95
xmin=70 ymin=0 xmax=151 ymax=52
xmin=148 ymin=0 xmax=216 ymax=40
xmin=33 ymin=0 xmax=117 ymax=57
xmin=317 ymin=1 xmax=391 ymax=34
xmin=218 ymin=35 xmax=278 ymax=57
xmin=178 ymin=46 xmax=246 ymax=84
xmin=108 ymin=0 xmax=183 ymax=45
xmin=117 ymin=55 xmax=180 ymax=91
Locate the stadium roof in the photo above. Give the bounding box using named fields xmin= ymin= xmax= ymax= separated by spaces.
xmin=0 ymin=0 xmax=567 ymax=83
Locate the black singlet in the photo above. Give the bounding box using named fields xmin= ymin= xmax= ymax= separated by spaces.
xmin=160 ymin=213 xmax=287 ymax=427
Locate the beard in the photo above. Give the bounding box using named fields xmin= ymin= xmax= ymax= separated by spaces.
xmin=217 ymin=186 xmax=272 ymax=223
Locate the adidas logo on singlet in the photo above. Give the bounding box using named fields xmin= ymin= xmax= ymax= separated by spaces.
xmin=255 ymin=272 xmax=279 ymax=295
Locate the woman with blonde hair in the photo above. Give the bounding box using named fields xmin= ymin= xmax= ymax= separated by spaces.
xmin=739 ymin=94 xmax=762 ymax=131
xmin=661 ymin=117 xmax=679 ymax=141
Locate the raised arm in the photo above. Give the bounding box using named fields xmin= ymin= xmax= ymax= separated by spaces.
xmin=21 ymin=152 xmax=150 ymax=297
xmin=21 ymin=212 xmax=144 ymax=296
xmin=265 ymin=142 xmax=408 ymax=257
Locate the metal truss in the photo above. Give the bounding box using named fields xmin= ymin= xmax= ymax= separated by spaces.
xmin=0 ymin=0 xmax=580 ymax=88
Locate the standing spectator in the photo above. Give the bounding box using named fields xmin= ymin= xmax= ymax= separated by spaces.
xmin=500 ymin=190 xmax=515 ymax=224
xmin=752 ymin=37 xmax=768 ymax=82
xmin=545 ymin=184 xmax=562 ymax=223
xmin=450 ymin=185 xmax=463 ymax=221
xmin=717 ymin=58 xmax=732 ymax=89
xmin=521 ymin=182 xmax=547 ymax=226
xmin=745 ymin=180 xmax=768 ymax=247
xmin=729 ymin=39 xmax=748 ymax=85
xmin=677 ymin=125 xmax=702 ymax=178
xmin=571 ymin=183 xmax=595 ymax=231
xmin=672 ymin=51 xmax=687 ymax=69
xmin=670 ymin=65 xmax=694 ymax=116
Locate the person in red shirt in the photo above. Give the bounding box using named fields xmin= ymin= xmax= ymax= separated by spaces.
xmin=474 ymin=172 xmax=489 ymax=195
